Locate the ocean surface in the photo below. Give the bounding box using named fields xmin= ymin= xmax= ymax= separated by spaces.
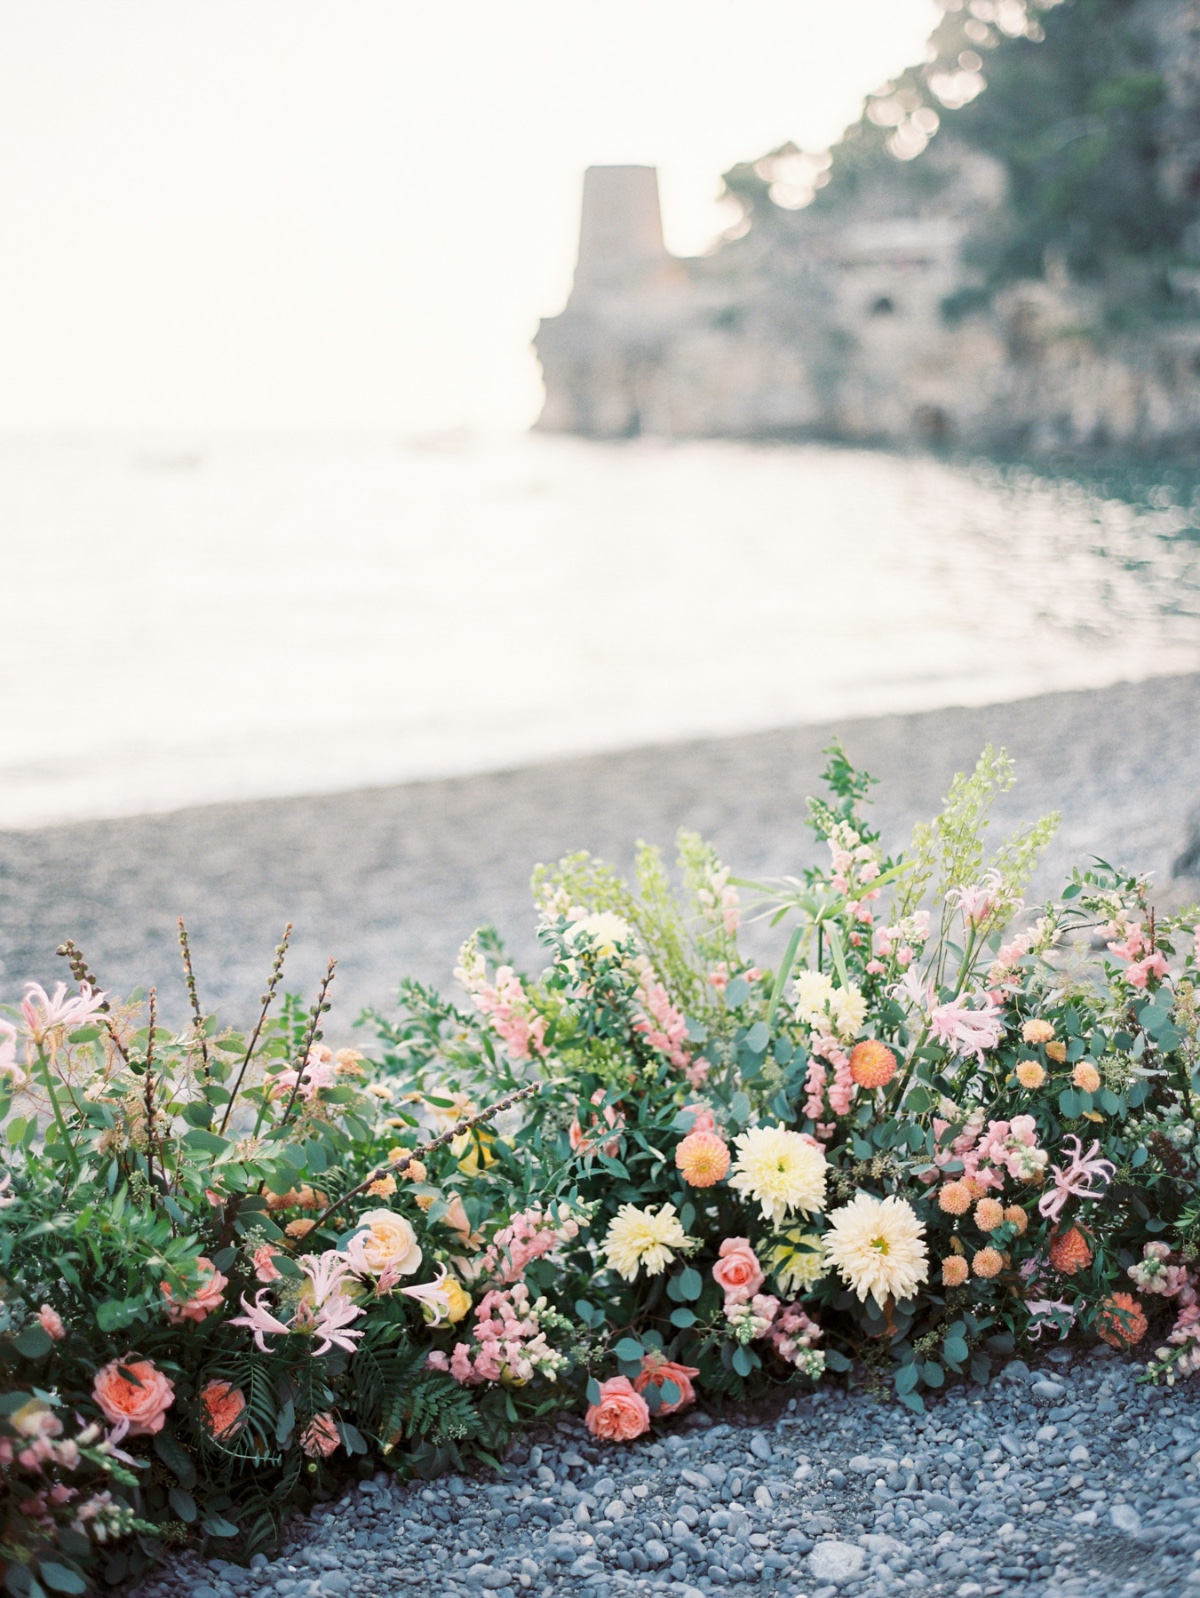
xmin=4 ymin=431 xmax=1200 ymax=830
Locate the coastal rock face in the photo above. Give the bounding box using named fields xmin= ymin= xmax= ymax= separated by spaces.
xmin=534 ymin=3 xmax=1200 ymax=455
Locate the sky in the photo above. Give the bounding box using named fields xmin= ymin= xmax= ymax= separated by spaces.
xmin=0 ymin=0 xmax=939 ymax=434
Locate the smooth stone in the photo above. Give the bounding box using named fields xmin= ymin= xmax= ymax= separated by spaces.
xmin=1032 ymin=1379 xmax=1066 ymax=1400
xmin=808 ymin=1541 xmax=866 ymax=1584
xmin=1111 ymin=1504 xmax=1142 ymax=1534
xmin=645 ymin=1541 xmax=670 ymax=1566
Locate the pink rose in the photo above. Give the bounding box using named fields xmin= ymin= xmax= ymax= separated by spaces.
xmin=633 ymin=1354 xmax=699 ymax=1415
xmin=711 ymin=1238 xmax=764 ymax=1305
xmin=37 ymin=1305 xmax=66 ymax=1341
xmin=585 ymin=1376 xmax=651 ymax=1443
xmin=161 ymin=1257 xmax=227 ymax=1325
xmin=253 ymin=1245 xmax=283 ymax=1284
xmin=92 ymin=1358 xmax=175 ymax=1437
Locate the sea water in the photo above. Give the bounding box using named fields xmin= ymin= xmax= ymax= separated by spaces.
xmin=3 ymin=431 xmax=1199 ymax=829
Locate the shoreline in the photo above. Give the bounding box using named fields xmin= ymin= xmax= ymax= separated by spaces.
xmin=3 ymin=672 xmax=1199 ymax=1027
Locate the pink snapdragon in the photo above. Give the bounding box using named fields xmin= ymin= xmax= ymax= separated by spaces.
xmin=429 ymin=1282 xmax=566 ymax=1386
xmin=20 ymin=981 xmax=107 ymax=1046
xmin=1107 ymin=922 xmax=1149 ymax=962
xmin=929 ymin=994 xmax=1004 ymax=1063
xmin=804 ymin=1055 xmax=828 ymax=1120
xmin=633 ymin=970 xmax=691 ymax=1072
xmin=1165 ymin=1301 xmax=1200 ymax=1377
xmin=807 ymin=1034 xmax=854 ymax=1116
xmin=455 ymin=943 xmax=547 ymax=1061
xmin=475 ymin=1205 xmax=581 ymax=1285
xmin=976 ymin=1116 xmax=1047 ymax=1183
xmin=271 ymin=1049 xmax=338 ymax=1103
xmin=1129 ymin=1242 xmax=1193 ymax=1299
xmin=1038 ymin=1135 xmax=1116 ymax=1223
xmin=1125 ymin=951 xmax=1170 ymax=989
xmin=765 ymin=1301 xmax=824 ymax=1376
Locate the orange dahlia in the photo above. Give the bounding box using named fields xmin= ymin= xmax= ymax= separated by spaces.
xmin=848 ymin=1041 xmax=897 ymax=1090
xmin=941 ymin=1256 xmax=969 ymax=1287
xmin=1004 ymin=1205 xmax=1029 ymax=1235
xmin=674 ymin=1131 xmax=731 ymax=1187
xmin=938 ymin=1181 xmax=972 ymax=1216
xmin=1096 ymin=1292 xmax=1148 ymax=1350
xmin=974 ymin=1198 xmax=1005 ymax=1232
xmin=1016 ymin=1060 xmax=1046 ymax=1090
xmin=1049 ymin=1225 xmax=1092 ymax=1276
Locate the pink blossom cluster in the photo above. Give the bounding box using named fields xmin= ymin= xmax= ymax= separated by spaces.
xmin=696 ymin=864 xmax=741 ymax=935
xmin=230 ymin=1250 xmax=365 ymax=1356
xmin=1104 ymin=920 xmax=1171 ymax=989
xmin=633 ymin=969 xmax=692 ymax=1074
xmin=2 ymin=1404 xmax=130 ymax=1544
xmin=947 ymin=870 xmax=1011 ymax=929
xmin=455 ymin=946 xmax=547 ymax=1062
xmin=271 ymin=1048 xmax=338 ymax=1103
xmin=1165 ymin=1301 xmax=1200 ymax=1378
xmin=804 ymin=1035 xmax=854 ymax=1118
xmin=1129 ymin=1241 xmax=1193 ymax=1299
xmin=927 ymin=1113 xmax=1046 ymax=1190
xmin=867 ymin=910 xmax=930 ymax=976
xmin=928 ymin=993 xmax=1005 ymax=1064
xmin=725 ymin=1294 xmax=780 ymax=1343
xmin=475 ymin=1205 xmax=581 ymax=1284
xmin=828 ymin=836 xmax=881 ymax=896
xmin=764 ymin=1301 xmax=824 ymax=1372
xmin=568 ymin=1088 xmax=625 ymax=1157
xmin=426 ymin=1282 xmax=566 ymax=1386
xmin=987 ymin=930 xmax=1035 ymax=998
xmin=1037 ymin=1134 xmax=1115 ymax=1222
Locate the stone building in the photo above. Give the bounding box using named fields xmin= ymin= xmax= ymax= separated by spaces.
xmin=534 ymin=2 xmax=1200 ymax=454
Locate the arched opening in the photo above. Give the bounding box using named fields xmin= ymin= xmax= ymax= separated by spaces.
xmin=870 ymin=295 xmax=896 ymax=316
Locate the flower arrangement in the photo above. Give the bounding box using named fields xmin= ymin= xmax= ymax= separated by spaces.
xmin=3 ymin=746 xmax=1199 ymax=1592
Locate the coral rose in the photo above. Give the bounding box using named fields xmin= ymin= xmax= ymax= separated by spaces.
xmin=972 ymin=1247 xmax=1003 ymax=1279
xmin=346 ymin=1209 xmax=423 ymax=1277
xmin=633 ymin=1353 xmax=700 ymax=1415
xmin=1096 ymin=1292 xmax=1148 ymax=1350
xmin=584 ymin=1376 xmax=650 ymax=1442
xmin=848 ymin=1041 xmax=897 ymax=1090
xmin=161 ymin=1257 xmax=227 ymax=1325
xmin=938 ymin=1181 xmax=971 ymax=1216
xmin=941 ymin=1256 xmax=969 ymax=1288
xmin=200 ymin=1380 xmax=246 ymax=1440
xmin=1016 ymin=1061 xmax=1046 ymax=1090
xmin=1049 ymin=1226 xmax=1092 ymax=1276
xmin=300 ymin=1413 xmax=340 ymax=1458
xmin=1072 ymin=1062 xmax=1101 ymax=1094
xmin=675 ymin=1131 xmax=731 ymax=1187
xmin=93 ymin=1358 xmax=175 ymax=1436
xmin=711 ymin=1238 xmax=765 ymax=1304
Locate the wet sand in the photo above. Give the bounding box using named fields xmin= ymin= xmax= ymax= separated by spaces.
xmin=2 ymin=673 xmax=1198 ymax=1033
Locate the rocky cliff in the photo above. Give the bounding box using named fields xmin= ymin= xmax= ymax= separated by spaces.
xmin=535 ymin=0 xmax=1200 ymax=454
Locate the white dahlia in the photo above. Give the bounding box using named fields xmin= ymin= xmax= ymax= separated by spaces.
xmin=728 ymin=1125 xmax=827 ymax=1226
xmin=567 ymin=912 xmax=635 ymax=959
xmin=603 ymin=1203 xmax=692 ymax=1280
xmin=823 ymin=1192 xmax=928 ymax=1308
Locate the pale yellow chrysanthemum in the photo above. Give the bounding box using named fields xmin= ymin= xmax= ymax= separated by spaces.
xmin=567 ymin=912 xmax=634 ymax=958
xmin=603 ymin=1203 xmax=692 ymax=1280
xmin=792 ymin=969 xmax=865 ymax=1041
xmin=824 ymin=1192 xmax=928 ymax=1308
xmin=830 ymin=983 xmax=867 ymax=1041
xmin=765 ymin=1231 xmax=828 ymax=1295
xmin=728 ymin=1125 xmax=827 ymax=1226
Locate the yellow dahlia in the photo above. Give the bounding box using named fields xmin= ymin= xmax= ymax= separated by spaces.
xmin=938 ymin=1181 xmax=971 ymax=1216
xmin=823 ymin=1193 xmax=928 ymax=1308
xmin=1022 ymin=1019 xmax=1055 ymax=1045
xmin=1072 ymin=1062 xmax=1101 ymax=1094
xmin=972 ymin=1246 xmax=1003 ymax=1279
xmin=1016 ymin=1060 xmax=1046 ymax=1090
xmin=941 ymin=1255 xmax=969 ymax=1288
xmin=728 ymin=1125 xmax=827 ymax=1225
xmin=675 ymin=1131 xmax=731 ymax=1187
xmin=764 ymin=1230 xmax=827 ymax=1294
xmin=603 ymin=1203 xmax=693 ymax=1281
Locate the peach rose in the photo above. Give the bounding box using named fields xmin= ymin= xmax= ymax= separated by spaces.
xmin=199 ymin=1380 xmax=246 ymax=1440
xmin=253 ymin=1245 xmax=283 ymax=1283
xmin=633 ymin=1353 xmax=699 ymax=1415
xmin=300 ymin=1412 xmax=340 ymax=1458
xmin=584 ymin=1376 xmax=650 ymax=1442
xmin=345 ymin=1209 xmax=423 ymax=1276
xmin=37 ymin=1305 xmax=66 ymax=1341
xmin=92 ymin=1357 xmax=175 ymax=1436
xmin=161 ymin=1257 xmax=227 ymax=1325
xmin=711 ymin=1238 xmax=764 ymax=1305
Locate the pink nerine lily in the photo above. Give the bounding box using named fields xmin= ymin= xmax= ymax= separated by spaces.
xmin=299 ymin=1251 xmax=353 ymax=1308
xmin=929 ymin=994 xmax=1004 ymax=1064
xmin=400 ymin=1266 xmax=454 ymax=1326
xmin=229 ymin=1290 xmax=291 ymax=1351
xmin=1038 ymin=1135 xmax=1116 ymax=1222
xmin=20 ymin=981 xmax=107 ymax=1046
xmin=311 ymin=1293 xmax=365 ymax=1356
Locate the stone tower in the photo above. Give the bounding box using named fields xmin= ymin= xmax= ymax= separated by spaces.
xmin=571 ymin=165 xmax=672 ymax=295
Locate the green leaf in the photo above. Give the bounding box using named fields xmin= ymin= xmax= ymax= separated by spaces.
xmin=942 ymin=1337 xmax=969 ymax=1366
xmin=614 ymin=1337 xmax=644 ymax=1362
xmin=659 ymin=1379 xmax=681 ymax=1407
xmin=1058 ymin=1088 xmax=1081 ymax=1120
xmin=823 ymin=1349 xmax=851 ymax=1373
xmin=6 ymin=1116 xmax=27 ymax=1146
xmin=182 ymin=1128 xmax=231 ymax=1155
xmin=181 ymin=1101 xmax=214 ymax=1128
xmin=95 ymin=1298 xmax=144 ymax=1334
xmin=202 ymin=1517 xmax=239 ymax=1538
xmin=1099 ymin=1088 xmax=1121 ymax=1115
xmin=729 ymin=1091 xmax=752 ymax=1126
xmin=744 ymin=1021 xmax=769 ymax=1054
xmin=586 ymin=1377 xmax=602 ymax=1405
xmin=154 ymin=1429 xmax=196 ymax=1489
xmin=731 ymin=1345 xmax=754 ymax=1377
xmin=34 ymin=1566 xmax=84 ymax=1597
xmin=725 ymin=977 xmax=750 ymax=1008
xmin=893 ymin=1362 xmax=920 ymax=1395
xmin=669 ymin=1307 xmax=697 ymax=1329
xmin=678 ymin=1266 xmax=703 ymax=1302
xmin=899 ymin=1389 xmax=925 ymax=1414
xmin=685 ymin=1018 xmax=707 ymax=1043
xmin=15 ymin=1324 xmax=53 ymax=1360
xmin=337 ymin=1421 xmax=368 ymax=1455
xmin=168 ymin=1489 xmax=197 ymax=1524
xmin=276 ymin=1398 xmax=295 ymax=1446
xmin=904 ymin=1084 xmax=934 ymax=1113
xmin=970 ymin=1352 xmax=992 ymax=1385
